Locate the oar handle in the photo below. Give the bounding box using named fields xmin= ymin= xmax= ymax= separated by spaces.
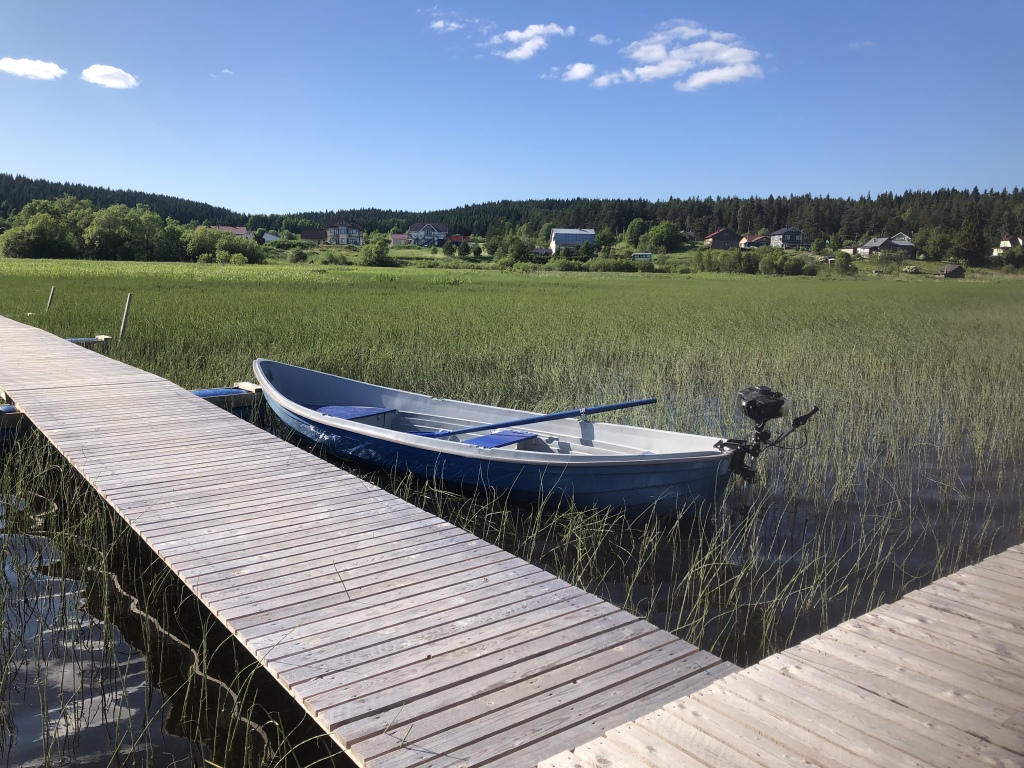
xmin=425 ymin=397 xmax=657 ymax=438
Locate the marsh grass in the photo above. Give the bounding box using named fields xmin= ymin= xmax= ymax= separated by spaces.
xmin=0 ymin=428 xmax=351 ymax=767
xmin=1 ymin=259 xmax=1022 ymax=758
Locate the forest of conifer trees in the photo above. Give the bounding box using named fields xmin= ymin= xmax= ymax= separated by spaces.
xmin=1 ymin=172 xmax=1021 ymax=253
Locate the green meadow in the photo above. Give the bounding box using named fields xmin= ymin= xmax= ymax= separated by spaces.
xmin=2 ymin=258 xmax=1023 ymax=660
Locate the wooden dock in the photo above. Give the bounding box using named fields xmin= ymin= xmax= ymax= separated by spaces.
xmin=543 ymin=545 xmax=1024 ymax=767
xmin=0 ymin=315 xmax=736 ymax=768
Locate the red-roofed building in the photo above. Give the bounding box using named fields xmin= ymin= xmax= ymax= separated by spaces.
xmin=704 ymin=228 xmax=741 ymax=250
xmin=211 ymin=225 xmax=249 ymax=237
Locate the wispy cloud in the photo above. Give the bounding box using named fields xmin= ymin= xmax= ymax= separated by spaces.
xmin=490 ymin=23 xmax=575 ymax=61
xmin=431 ymin=19 xmax=464 ymax=32
xmin=221 ymin=68 xmax=234 ymax=75
xmin=563 ymin=62 xmax=595 ymax=81
xmin=421 ymin=6 xmax=489 ymax=35
xmin=586 ymin=20 xmax=761 ymax=92
xmin=589 ymin=34 xmax=612 ymax=45
xmin=0 ymin=57 xmax=66 ymax=80
xmin=81 ymin=64 xmax=139 ymax=89
xmin=848 ymin=41 xmax=877 ymax=50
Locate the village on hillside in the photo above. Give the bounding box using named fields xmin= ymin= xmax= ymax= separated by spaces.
xmin=206 ymin=219 xmax=1023 ymax=278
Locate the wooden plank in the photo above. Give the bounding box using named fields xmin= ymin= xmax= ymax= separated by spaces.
xmin=246 ymin=563 xmax=560 ymax=654
xmin=705 ymin=671 xmax=945 ymax=768
xmin=877 ymin=600 xmax=1024 ymax=658
xmin=350 ymin=642 xmax=720 ymax=762
xmin=303 ymin=602 xmax=644 ymax=710
xmin=232 ymin=555 xmax=537 ymax=635
xmin=197 ymin=532 xmax=494 ymax=604
xmin=658 ymin=699 xmax=816 ymax=768
xmin=857 ymin=612 xmax=1024 ymax=670
xmin=904 ymin=587 xmax=1024 ymax=631
xmin=221 ymin=546 xmax=518 ymax=627
xmin=940 ymin=565 xmax=1024 ymax=599
xmin=311 ymin=598 xmax=638 ymax=729
xmin=634 ymin=707 xmax=780 ymax=768
xmin=377 ymin=655 xmax=731 ymax=768
xmin=599 ymin=721 xmax=712 ymax=768
xmin=538 ymin=752 xmax=593 ymax=768
xmin=690 ymin=680 xmax=878 ymax=768
xmin=271 ymin=581 xmax=588 ymax=675
xmin=781 ymin=642 xmax=1021 ymax=733
xmin=757 ymin=654 xmax=1024 ymax=764
xmin=819 ymin=625 xmax=1024 ymax=707
xmin=180 ymin=519 xmax=467 ymax=587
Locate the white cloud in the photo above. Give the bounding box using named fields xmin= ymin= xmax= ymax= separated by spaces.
xmin=0 ymin=57 xmax=66 ymax=80
xmin=81 ymin=64 xmax=139 ymax=89
xmin=848 ymin=41 xmax=877 ymax=50
xmin=589 ymin=34 xmax=612 ymax=45
xmin=490 ymin=23 xmax=575 ymax=61
xmin=431 ymin=19 xmax=464 ymax=32
xmin=221 ymin=68 xmax=234 ymax=75
xmin=592 ymin=20 xmax=761 ymax=91
xmin=563 ymin=62 xmax=595 ymax=81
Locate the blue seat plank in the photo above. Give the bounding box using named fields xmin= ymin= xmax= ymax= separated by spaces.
xmin=314 ymin=405 xmax=396 ymax=420
xmin=462 ymin=430 xmax=537 ymax=448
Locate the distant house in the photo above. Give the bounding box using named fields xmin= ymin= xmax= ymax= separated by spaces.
xmin=938 ymin=264 xmax=965 ymax=278
xmin=549 ymin=228 xmax=596 ymax=252
xmin=632 ymin=252 xmax=652 ymax=261
xmin=739 ymin=233 xmax=769 ymax=249
xmin=301 ymin=228 xmax=327 ymax=243
xmin=770 ymin=227 xmax=806 ymax=250
xmin=409 ymin=222 xmax=449 ymax=246
xmin=210 ymin=225 xmax=249 ymax=237
xmin=532 ymin=247 xmax=554 ymax=258
xmin=390 ymin=233 xmax=411 ymax=247
xmin=704 ymin=228 xmax=741 ymax=250
xmin=992 ymin=234 xmax=1022 ymax=258
xmin=857 ymin=235 xmax=916 ymax=259
xmin=448 ymin=234 xmax=473 ymax=248
xmin=326 ymin=220 xmax=364 ymax=246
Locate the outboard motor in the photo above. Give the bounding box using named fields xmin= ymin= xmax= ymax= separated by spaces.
xmin=715 ymin=386 xmax=819 ymax=482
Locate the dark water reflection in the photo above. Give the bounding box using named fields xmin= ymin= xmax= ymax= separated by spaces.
xmin=1 ymin=491 xmax=352 ymax=768
xmin=2 ymin=496 xmax=198 ymax=767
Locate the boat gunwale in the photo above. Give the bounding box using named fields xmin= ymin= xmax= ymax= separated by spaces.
xmin=253 ymin=359 xmax=733 ymax=468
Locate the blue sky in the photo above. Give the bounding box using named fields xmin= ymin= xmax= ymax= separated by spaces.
xmin=0 ymin=1 xmax=1021 ymax=214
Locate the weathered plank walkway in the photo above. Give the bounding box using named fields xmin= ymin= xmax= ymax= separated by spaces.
xmin=0 ymin=315 xmax=736 ymax=768
xmin=542 ymin=545 xmax=1024 ymax=767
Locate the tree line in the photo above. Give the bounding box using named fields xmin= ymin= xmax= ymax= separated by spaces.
xmin=2 ymin=173 xmax=1022 ymax=267
xmin=0 ymin=196 xmax=264 ymax=264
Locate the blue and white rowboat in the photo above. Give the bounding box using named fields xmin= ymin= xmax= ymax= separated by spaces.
xmin=253 ymin=359 xmax=734 ymax=513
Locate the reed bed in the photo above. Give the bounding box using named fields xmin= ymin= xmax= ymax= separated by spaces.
xmin=1 ymin=259 xmax=1022 ymax=760
xmin=0 ymin=429 xmax=350 ymax=767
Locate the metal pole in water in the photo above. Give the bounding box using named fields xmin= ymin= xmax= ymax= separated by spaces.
xmin=46 ymin=286 xmax=55 ymax=310
xmin=119 ymin=293 xmax=133 ymax=339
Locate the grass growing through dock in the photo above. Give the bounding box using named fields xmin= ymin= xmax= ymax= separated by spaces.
xmin=1 ymin=259 xmax=1023 ymax=756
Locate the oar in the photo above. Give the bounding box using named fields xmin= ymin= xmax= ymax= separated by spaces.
xmin=412 ymin=398 xmax=657 ymax=439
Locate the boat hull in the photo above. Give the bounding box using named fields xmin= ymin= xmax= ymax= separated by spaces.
xmin=261 ymin=383 xmax=731 ymax=514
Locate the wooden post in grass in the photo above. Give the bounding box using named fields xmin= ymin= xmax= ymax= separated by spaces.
xmin=46 ymin=286 xmax=55 ymax=310
xmin=119 ymin=293 xmax=133 ymax=339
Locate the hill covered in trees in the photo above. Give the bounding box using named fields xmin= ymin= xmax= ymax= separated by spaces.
xmin=1 ymin=172 xmax=1021 ymax=248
